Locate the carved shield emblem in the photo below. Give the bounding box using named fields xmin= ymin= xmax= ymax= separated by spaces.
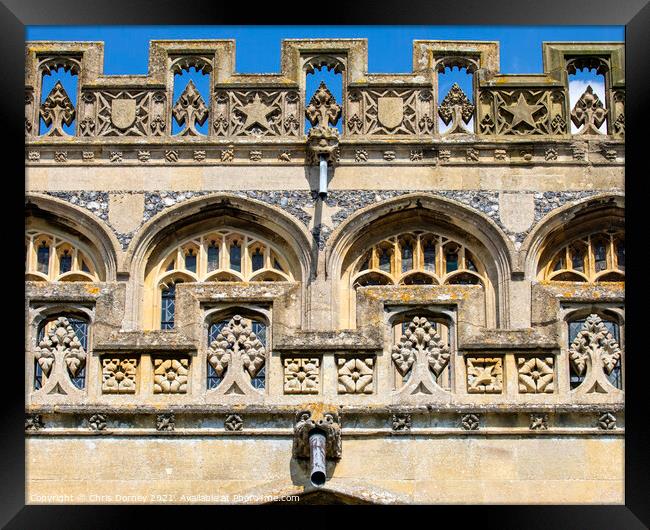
xmin=377 ymin=97 xmax=404 ymax=129
xmin=110 ymin=99 xmax=137 ymax=130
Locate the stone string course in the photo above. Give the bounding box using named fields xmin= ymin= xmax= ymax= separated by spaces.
xmin=46 ymin=189 xmax=603 ymax=250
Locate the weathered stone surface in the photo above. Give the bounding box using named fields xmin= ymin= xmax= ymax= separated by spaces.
xmin=25 ymin=38 xmax=625 ymax=504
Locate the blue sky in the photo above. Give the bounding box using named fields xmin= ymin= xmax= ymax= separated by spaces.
xmin=29 ymin=25 xmax=623 ymax=134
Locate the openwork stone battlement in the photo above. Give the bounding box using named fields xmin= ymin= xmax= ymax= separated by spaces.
xmin=25 ymin=39 xmax=625 ymax=150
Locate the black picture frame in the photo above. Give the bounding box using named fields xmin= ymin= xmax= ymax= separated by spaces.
xmin=4 ymin=0 xmax=649 ymax=525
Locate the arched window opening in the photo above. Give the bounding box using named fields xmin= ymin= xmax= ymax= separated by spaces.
xmin=35 ymin=314 xmax=89 ymax=390
xmin=568 ymin=65 xmax=607 ymax=135
xmin=352 ymin=232 xmax=486 ymax=288
xmin=541 ymin=231 xmax=624 ymax=283
xmin=25 ymin=230 xmax=99 ymax=282
xmin=36 ymin=238 xmax=51 ymax=274
xmin=160 ymin=281 xmax=181 ymax=330
xmin=438 ymin=65 xmax=475 ymax=134
xmin=147 ymin=227 xmax=297 ymax=330
xmin=39 ymin=63 xmax=78 ymax=136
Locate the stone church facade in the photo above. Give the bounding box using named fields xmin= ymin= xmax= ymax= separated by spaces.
xmin=25 ymin=39 xmax=624 ymax=504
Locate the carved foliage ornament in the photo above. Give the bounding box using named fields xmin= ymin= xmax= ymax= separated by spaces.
xmin=40 ymin=81 xmax=75 ymax=137
xmin=571 ymin=85 xmax=607 ymax=135
xmin=392 ymin=317 xmax=451 ymax=380
xmin=337 ymin=357 xmax=374 ymax=394
xmin=466 ymin=357 xmax=503 ymax=394
xmin=173 ymin=80 xmax=208 ymax=136
xmin=305 ymin=81 xmax=341 ymax=128
xmin=208 ymin=315 xmax=266 ymax=393
xmin=438 ymin=83 xmax=474 ymax=134
xmin=153 ymin=358 xmax=189 ymax=394
xmin=568 ymin=314 xmax=622 ymax=380
xmin=284 ymin=357 xmax=320 ymax=394
xmin=102 ymin=357 xmax=137 ymax=394
xmin=517 ymin=356 xmax=554 ymax=394
xmin=34 ymin=317 xmax=87 ymax=391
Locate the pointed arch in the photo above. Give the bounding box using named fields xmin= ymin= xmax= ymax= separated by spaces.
xmin=25 ymin=193 xmax=120 ymax=281
xmin=521 ymin=193 xmax=624 ymax=280
xmin=327 ymin=193 xmax=516 ymax=329
xmin=125 ymin=193 xmax=314 ymax=329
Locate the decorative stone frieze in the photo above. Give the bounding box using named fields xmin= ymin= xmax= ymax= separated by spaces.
xmin=88 ymin=413 xmax=107 ymax=431
xmin=25 ymin=414 xmax=44 ymax=431
xmin=529 ymin=413 xmax=549 ymax=431
xmin=156 ymin=412 xmax=175 ymax=431
xmin=597 ymin=412 xmax=616 ymax=430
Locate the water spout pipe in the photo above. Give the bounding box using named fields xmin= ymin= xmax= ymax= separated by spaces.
xmin=318 ymin=155 xmax=328 ymax=198
xmin=309 ymin=430 xmax=327 ymax=486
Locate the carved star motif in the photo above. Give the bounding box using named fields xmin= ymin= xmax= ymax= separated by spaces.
xmin=240 ymin=94 xmax=275 ymax=130
xmin=502 ymin=93 xmax=543 ymax=129
xmin=302 ymin=203 xmax=342 ymax=231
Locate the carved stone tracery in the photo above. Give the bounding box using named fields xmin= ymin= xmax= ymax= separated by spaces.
xmin=391 ymin=316 xmax=451 ymax=396
xmin=438 ymin=83 xmax=474 ymax=134
xmin=568 ymin=314 xmax=622 ymax=393
xmin=34 ymin=317 xmax=87 ymax=395
xmin=207 ymin=315 xmax=267 ymax=396
xmin=40 ymin=81 xmax=75 ymax=137
xmin=214 ymin=89 xmax=300 ymax=137
xmin=173 ymin=80 xmax=209 ymax=136
xmin=571 ymin=85 xmax=607 ymax=135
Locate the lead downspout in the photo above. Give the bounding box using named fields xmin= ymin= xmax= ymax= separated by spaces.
xmin=318 ymin=154 xmax=328 ymax=198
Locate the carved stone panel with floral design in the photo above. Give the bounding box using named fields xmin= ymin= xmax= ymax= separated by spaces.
xmin=466 ymin=357 xmax=503 ymax=394
xmin=337 ymin=357 xmax=374 ymax=394
xmin=284 ymin=357 xmax=320 ymax=394
xmin=153 ymin=357 xmax=189 ymax=394
xmin=102 ymin=357 xmax=138 ymax=394
xmin=517 ymin=356 xmax=555 ymax=394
